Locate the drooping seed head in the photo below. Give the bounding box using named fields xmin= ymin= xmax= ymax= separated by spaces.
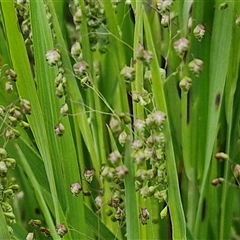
xmin=73 ymin=61 xmax=89 ymax=77
xmin=70 ymin=182 xmax=82 ymax=196
xmin=5 ymin=69 xmax=17 ymax=80
xmin=215 ymin=152 xmax=229 ymax=161
xmin=28 ymin=219 xmax=42 ymax=227
xmin=45 ymin=49 xmax=61 ymax=66
xmin=108 ymin=150 xmax=122 ymax=166
xmin=179 ymin=76 xmax=192 ymax=92
xmin=174 ymin=37 xmax=190 ymax=57
xmin=188 ymin=58 xmax=204 ymax=76
xmin=54 ymin=123 xmax=65 ymax=136
xmin=20 ymin=98 xmax=31 ymax=114
xmin=56 ymin=224 xmax=68 ymax=237
xmin=139 ymin=207 xmax=150 ymax=225
xmin=120 ymin=66 xmax=135 ymax=82
xmin=193 ymin=24 xmax=205 ymax=41
xmin=83 ymin=169 xmax=95 ymax=183
xmin=115 ymin=165 xmax=128 ymax=179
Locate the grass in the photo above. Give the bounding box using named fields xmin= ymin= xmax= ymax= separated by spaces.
xmin=0 ymin=0 xmax=240 ymax=239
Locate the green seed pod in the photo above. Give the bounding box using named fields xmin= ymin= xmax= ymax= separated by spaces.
xmin=219 ymin=2 xmax=228 ymax=10
xmin=8 ymin=116 xmax=18 ymax=127
xmin=0 ymin=148 xmax=7 ymax=159
xmin=0 ymin=161 xmax=8 ymax=177
xmin=20 ymin=120 xmax=29 ymax=129
xmin=4 ymin=188 xmax=14 ymax=198
xmin=4 ymin=158 xmax=16 ymax=169
xmin=100 ymin=165 xmax=115 ymax=181
xmin=120 ymin=66 xmax=135 ymax=82
xmin=105 ymin=208 xmax=113 ymax=216
xmin=45 ymin=49 xmax=61 ymax=66
xmin=188 ymin=58 xmax=204 ymax=77
xmin=70 ymin=182 xmax=82 ymax=196
xmin=73 ymin=7 xmax=82 ymax=25
xmin=71 ymin=42 xmax=81 ymax=57
xmin=174 ymin=37 xmax=190 ymax=57
xmin=193 ymin=24 xmax=205 ymax=41
xmin=54 ymin=122 xmax=65 ymax=136
xmin=9 ymin=184 xmax=19 ymax=193
xmin=60 ymin=104 xmax=69 ymax=117
xmin=179 ymin=76 xmax=192 ymax=92
xmin=160 ymin=205 xmax=168 ymax=219
xmin=118 ymin=112 xmax=132 ymax=124
xmin=5 ymin=128 xmax=20 ymax=139
xmin=3 ymin=212 xmax=15 ymax=221
xmin=135 ymin=169 xmax=148 ymax=182
xmin=1 ymin=202 xmax=13 ymax=212
xmin=55 ymin=83 xmax=65 ymax=98
xmin=0 ymin=105 xmax=5 ymax=117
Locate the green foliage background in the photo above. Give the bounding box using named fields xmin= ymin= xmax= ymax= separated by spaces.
xmin=0 ymin=0 xmax=240 ymax=239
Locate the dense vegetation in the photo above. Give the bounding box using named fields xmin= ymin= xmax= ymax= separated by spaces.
xmin=0 ymin=0 xmax=240 ymax=239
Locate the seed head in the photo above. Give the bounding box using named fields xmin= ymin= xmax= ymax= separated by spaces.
xmin=0 ymin=147 xmax=7 ymax=159
xmin=139 ymin=207 xmax=150 ymax=225
xmin=211 ymin=178 xmax=224 ymax=186
xmin=179 ymin=76 xmax=192 ymax=92
xmin=70 ymin=182 xmax=82 ymax=196
xmin=83 ymin=169 xmax=95 ymax=183
xmin=5 ymin=69 xmax=17 ymax=81
xmin=161 ymin=14 xmax=170 ymax=27
xmin=120 ymin=66 xmax=135 ymax=82
xmin=193 ymin=24 xmax=205 ymax=41
xmin=28 ymin=219 xmax=42 ymax=227
xmin=20 ymin=98 xmax=31 ymax=114
xmin=108 ymin=150 xmax=122 ymax=166
xmin=5 ymin=81 xmax=13 ymax=93
xmin=174 ymin=38 xmax=190 ymax=57
xmin=54 ymin=123 xmax=65 ymax=136
xmin=56 ymin=224 xmax=68 ymax=237
xmin=71 ymin=41 xmax=81 ymax=57
xmin=73 ymin=7 xmax=82 ymax=25
xmin=26 ymin=232 xmax=34 ymax=240
xmin=115 ymin=165 xmax=128 ymax=179
xmin=188 ymin=58 xmax=204 ymax=76
xmin=46 ymin=49 xmax=61 ymax=66
xmin=60 ymin=103 xmax=69 ymax=116
xmin=235 ymin=17 xmax=240 ymax=27
xmin=73 ymin=61 xmax=89 ymax=77
xmin=215 ymin=152 xmax=229 ymax=161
